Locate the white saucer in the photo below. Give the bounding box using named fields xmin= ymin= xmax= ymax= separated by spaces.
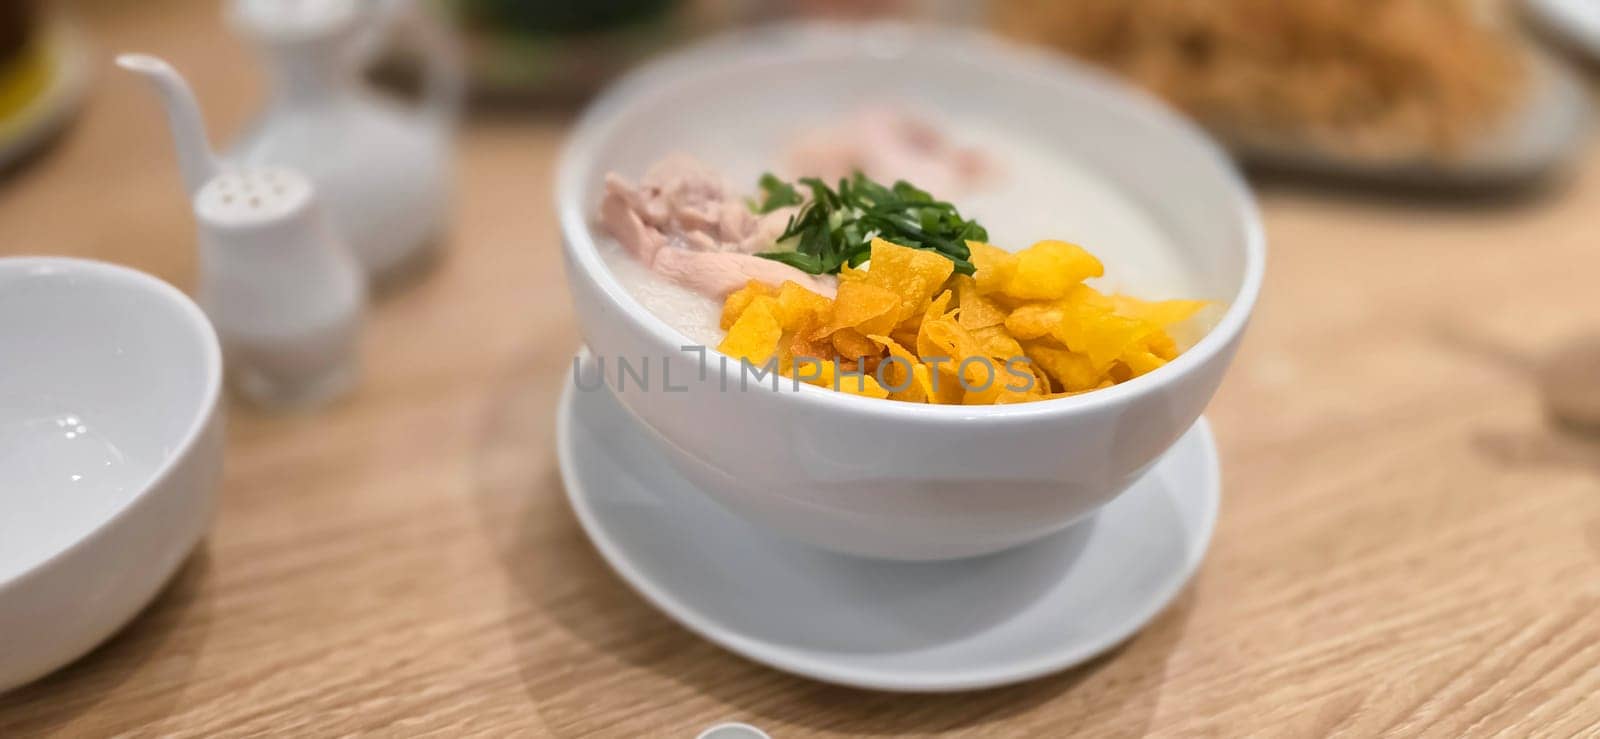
xmin=555 ymin=362 xmax=1221 ymax=692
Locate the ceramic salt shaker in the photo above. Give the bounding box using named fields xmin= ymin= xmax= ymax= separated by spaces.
xmin=119 ymin=54 xmax=365 ymax=409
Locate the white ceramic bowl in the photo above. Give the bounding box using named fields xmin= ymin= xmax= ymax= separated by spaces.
xmin=556 ymin=25 xmax=1264 ymax=561
xmin=0 ymin=257 xmax=223 ymax=692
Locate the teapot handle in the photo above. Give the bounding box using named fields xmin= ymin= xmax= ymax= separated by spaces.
xmin=360 ymin=0 xmax=464 ymax=126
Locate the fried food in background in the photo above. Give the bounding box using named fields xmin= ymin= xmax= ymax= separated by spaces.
xmin=992 ymin=0 xmax=1527 ymax=160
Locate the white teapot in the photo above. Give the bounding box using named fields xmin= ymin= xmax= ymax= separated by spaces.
xmin=227 ymin=0 xmax=462 ymax=284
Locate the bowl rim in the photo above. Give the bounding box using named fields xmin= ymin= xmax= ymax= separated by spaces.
xmin=0 ymin=256 xmax=223 ymax=589
xmin=555 ymin=22 xmax=1266 ymax=423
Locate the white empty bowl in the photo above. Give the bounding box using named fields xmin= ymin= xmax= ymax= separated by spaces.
xmin=0 ymin=257 xmax=223 ymax=692
xmin=556 ymin=25 xmax=1264 ymax=560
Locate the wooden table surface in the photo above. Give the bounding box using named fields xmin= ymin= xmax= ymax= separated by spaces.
xmin=5 ymin=2 xmax=1600 ymax=736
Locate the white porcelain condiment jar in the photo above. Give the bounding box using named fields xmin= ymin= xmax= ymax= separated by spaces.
xmin=227 ymin=0 xmax=461 ymax=284
xmin=119 ymin=54 xmax=365 ymax=409
xmin=193 ymin=168 xmax=365 ymax=408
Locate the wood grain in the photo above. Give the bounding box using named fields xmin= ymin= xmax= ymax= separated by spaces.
xmin=3 ymin=1 xmax=1600 ymax=736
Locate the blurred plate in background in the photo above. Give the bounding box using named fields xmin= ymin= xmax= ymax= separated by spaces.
xmin=0 ymin=15 xmax=88 ymax=173
xmin=1527 ymin=0 xmax=1600 ymax=62
xmin=989 ymin=0 xmax=1592 ymax=189
xmin=1221 ymin=49 xmax=1591 ymax=188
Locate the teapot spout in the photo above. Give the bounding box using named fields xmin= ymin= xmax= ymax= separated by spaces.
xmin=117 ymin=54 xmax=220 ymax=196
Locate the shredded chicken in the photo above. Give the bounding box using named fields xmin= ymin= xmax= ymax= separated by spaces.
xmin=599 ymin=155 xmax=836 ymax=299
xmin=786 ymin=106 xmax=991 ymax=194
